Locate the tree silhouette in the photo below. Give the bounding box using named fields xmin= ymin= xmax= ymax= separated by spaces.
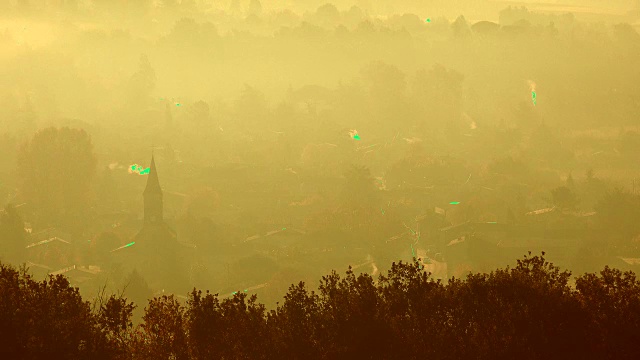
xmin=576 ymin=267 xmax=640 ymax=359
xmin=17 ymin=127 xmax=96 ymax=233
xmin=127 ymin=54 xmax=156 ymax=110
xmin=413 ymin=64 xmax=464 ymax=134
xmin=269 ymin=282 xmax=321 ymax=359
xmin=594 ymin=188 xmax=640 ymax=244
xmin=138 ymin=295 xmax=188 ymax=360
xmin=0 ymin=262 xmax=125 ymax=359
xmin=0 ymin=204 xmax=27 ymax=264
xmin=342 ymin=164 xmax=376 ymax=207
xmin=93 ymin=231 xmax=121 ymax=265
xmin=123 ymin=270 xmax=153 ymax=312
xmin=3 ymin=254 xmax=640 ymax=358
xmin=551 ymin=185 xmax=578 ymax=211
xmin=97 ymin=294 xmax=136 ymax=359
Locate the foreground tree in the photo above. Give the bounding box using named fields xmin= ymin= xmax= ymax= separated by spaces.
xmin=0 ymin=262 xmax=133 ymax=359
xmin=576 ymin=267 xmax=640 ymax=359
xmin=4 ymin=253 xmax=640 ymax=359
xmin=136 ymin=295 xmax=188 ymax=360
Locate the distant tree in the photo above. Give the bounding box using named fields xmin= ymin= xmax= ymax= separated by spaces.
xmin=249 ymin=0 xmax=263 ymax=16
xmin=164 ymin=103 xmax=173 ymax=130
xmin=528 ymin=123 xmax=575 ymax=166
xmin=17 ymin=127 xmax=96 ymax=232
xmin=387 ymin=150 xmax=469 ymax=190
xmin=235 ymin=84 xmax=269 ymax=130
xmin=181 ymin=214 xmax=219 ymax=252
xmin=96 ymin=166 xmax=118 ymax=213
xmin=618 ymin=131 xmax=640 ymax=155
xmin=362 ymin=61 xmax=408 ymax=133
xmin=160 ymin=0 xmax=179 ymax=7
xmin=229 ymin=0 xmax=241 ymax=15
xmin=586 ymin=168 xmax=595 ymax=182
xmin=342 ymin=164 xmax=377 ymax=207
xmin=180 ymin=0 xmax=197 ymax=11
xmin=452 ymin=15 xmax=472 ymax=39
xmin=594 ymin=188 xmax=640 ymax=244
xmin=566 ymin=172 xmax=575 ymax=189
xmin=413 ymin=64 xmax=464 ymax=133
xmin=162 ymin=17 xmax=219 ymax=51
xmin=344 ymin=5 xmax=365 ymax=27
xmin=0 ymin=133 xmax=17 ymax=177
xmin=0 ymin=204 xmax=27 ymax=265
xmin=613 ymin=23 xmax=640 ymax=46
xmin=93 ymin=231 xmax=121 ymax=264
xmin=16 ymin=95 xmax=37 ymax=136
xmin=17 ymin=0 xmax=31 ymax=11
xmin=187 ymin=100 xmax=210 ymax=123
xmin=124 ymin=0 xmax=153 ymax=15
xmin=122 ymin=270 xmax=153 ymax=324
xmin=123 ymin=269 xmax=152 ymax=302
xmin=551 ymin=186 xmax=578 ymax=211
xmin=127 ymin=54 xmax=156 ymax=110
xmin=93 ymin=0 xmax=115 ymax=11
xmin=185 ymin=186 xmax=219 ymax=218
xmin=507 ymin=207 xmax=517 ymax=224
xmin=315 ymin=3 xmax=339 ymax=27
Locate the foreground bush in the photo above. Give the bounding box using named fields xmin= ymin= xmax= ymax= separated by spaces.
xmin=0 ymin=264 xmax=134 ymax=359
xmin=2 ymin=252 xmax=640 ymax=359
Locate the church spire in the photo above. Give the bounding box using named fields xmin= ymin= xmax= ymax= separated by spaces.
xmin=144 ymin=154 xmax=161 ymax=195
xmin=143 ymin=154 xmax=163 ymax=224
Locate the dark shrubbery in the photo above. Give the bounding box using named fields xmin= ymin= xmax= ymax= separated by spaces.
xmin=2 ymin=252 xmax=640 ymax=359
xmin=0 ymin=264 xmax=134 ymax=360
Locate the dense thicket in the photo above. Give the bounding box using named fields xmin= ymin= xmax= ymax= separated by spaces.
xmin=1 ymin=253 xmax=639 ymax=360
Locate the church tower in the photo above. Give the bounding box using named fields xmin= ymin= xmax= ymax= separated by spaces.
xmin=131 ymin=154 xmax=180 ymax=290
xmin=143 ymin=155 xmax=163 ymax=224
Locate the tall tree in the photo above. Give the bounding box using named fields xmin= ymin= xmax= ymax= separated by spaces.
xmin=0 ymin=262 xmax=124 ymax=359
xmin=413 ymin=64 xmax=464 ymax=134
xmin=342 ymin=164 xmax=377 ymax=208
xmin=17 ymin=127 xmax=96 ymax=233
xmin=138 ymin=295 xmax=189 ymax=359
xmin=362 ymin=61 xmax=408 ymax=134
xmin=127 ymin=54 xmax=156 ymax=111
xmin=551 ymin=186 xmax=578 ymax=211
xmin=0 ymin=204 xmax=27 ymax=264
xmin=594 ymin=188 xmax=640 ymax=245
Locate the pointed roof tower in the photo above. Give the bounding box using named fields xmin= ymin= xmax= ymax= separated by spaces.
xmin=144 ymin=155 xmax=162 ymax=195
xmin=143 ymin=154 xmax=163 ymax=225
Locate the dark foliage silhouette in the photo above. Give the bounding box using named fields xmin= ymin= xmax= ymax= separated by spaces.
xmin=2 ymin=253 xmax=640 ymax=359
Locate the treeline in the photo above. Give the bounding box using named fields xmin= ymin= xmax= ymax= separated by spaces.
xmin=1 ymin=253 xmax=639 ymax=359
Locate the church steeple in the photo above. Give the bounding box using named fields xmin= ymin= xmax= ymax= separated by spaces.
xmin=143 ymin=155 xmax=163 ymax=224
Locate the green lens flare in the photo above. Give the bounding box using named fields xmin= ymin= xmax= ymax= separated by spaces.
xmin=129 ymin=164 xmax=151 ymax=175
xmin=532 ymin=91 xmax=537 ymax=106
